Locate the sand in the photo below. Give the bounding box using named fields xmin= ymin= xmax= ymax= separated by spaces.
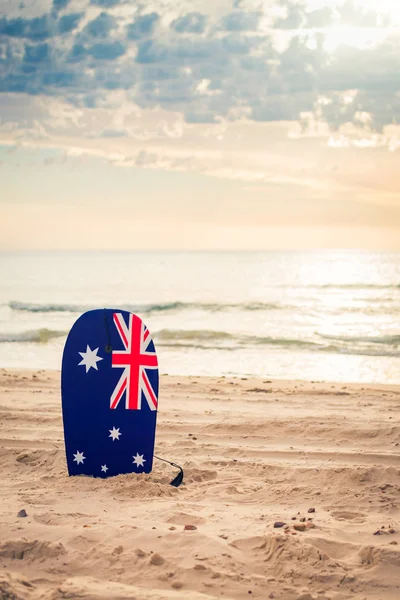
xmin=0 ymin=369 xmax=399 ymax=600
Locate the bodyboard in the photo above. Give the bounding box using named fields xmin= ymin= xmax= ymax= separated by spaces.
xmin=61 ymin=309 xmax=159 ymax=477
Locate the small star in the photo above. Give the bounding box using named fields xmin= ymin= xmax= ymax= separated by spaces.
xmin=101 ymin=464 xmax=108 ymax=473
xmin=109 ymin=426 xmax=121 ymax=441
xmin=73 ymin=450 xmax=85 ymax=465
xmin=78 ymin=345 xmax=103 ymax=373
xmin=133 ymin=453 xmax=146 ymax=468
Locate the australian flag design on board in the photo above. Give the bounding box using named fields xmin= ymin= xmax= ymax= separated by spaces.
xmin=61 ymin=309 xmax=159 ymax=478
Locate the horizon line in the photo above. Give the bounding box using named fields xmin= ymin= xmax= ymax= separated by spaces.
xmin=1 ymin=248 xmax=399 ymax=254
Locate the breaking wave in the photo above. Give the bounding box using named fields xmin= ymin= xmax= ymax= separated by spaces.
xmin=9 ymin=301 xmax=90 ymax=313
xmin=310 ymin=283 xmax=400 ymax=290
xmin=153 ymin=329 xmax=400 ymax=357
xmin=319 ymin=333 xmax=400 ymax=346
xmin=0 ymin=325 xmax=398 ymax=357
xmin=8 ymin=300 xmax=293 ymax=314
xmin=0 ymin=329 xmax=65 ymax=343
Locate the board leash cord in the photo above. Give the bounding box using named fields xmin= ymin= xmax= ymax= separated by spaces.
xmin=103 ymin=309 xmax=113 ymax=353
xmin=154 ymin=455 xmax=184 ymax=487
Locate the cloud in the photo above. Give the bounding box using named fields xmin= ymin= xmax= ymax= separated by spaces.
xmin=221 ymin=33 xmax=253 ymax=54
xmin=0 ymin=75 xmax=29 ymax=93
xmin=319 ymin=38 xmax=400 ymax=96
xmin=141 ymin=65 xmax=180 ymax=82
xmin=88 ymin=41 xmax=126 ymax=60
xmin=58 ymin=12 xmax=83 ymax=34
xmin=90 ymin=0 xmax=121 ymax=7
xmin=274 ymin=2 xmax=305 ymax=29
xmin=0 ymin=18 xmax=26 ymax=37
xmin=68 ymin=43 xmax=86 ymax=63
xmin=0 ymin=11 xmax=81 ymax=39
xmin=0 ymin=0 xmax=398 ymax=141
xmin=0 ymin=15 xmax=53 ymax=40
xmin=94 ymin=63 xmax=136 ymax=90
xmin=170 ymin=12 xmax=207 ymax=34
xmin=99 ymin=128 xmax=127 ymax=137
xmin=172 ymin=38 xmax=222 ymax=60
xmin=52 ymin=0 xmax=70 ymax=13
xmin=136 ymin=39 xmax=167 ymax=63
xmin=1 ymin=93 xmax=399 ymax=208
xmin=42 ymin=69 xmax=77 ymax=87
xmin=84 ymin=12 xmax=116 ymax=38
xmin=23 ymin=42 xmax=50 ymax=63
xmin=220 ymin=10 xmax=260 ymax=32
xmin=306 ymin=6 xmax=334 ymax=28
xmin=0 ymin=93 xmax=399 ymax=254
xmin=127 ymin=13 xmax=159 ymax=40
xmin=137 ymin=76 xmax=194 ymax=109
xmin=338 ymin=1 xmax=380 ymax=28
xmin=251 ymin=93 xmax=313 ymax=122
xmin=184 ymin=109 xmax=216 ymax=123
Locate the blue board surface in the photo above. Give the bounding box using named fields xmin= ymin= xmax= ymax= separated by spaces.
xmin=61 ymin=309 xmax=159 ymax=477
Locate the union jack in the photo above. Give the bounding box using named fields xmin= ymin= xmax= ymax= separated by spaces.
xmin=111 ymin=312 xmax=158 ymax=411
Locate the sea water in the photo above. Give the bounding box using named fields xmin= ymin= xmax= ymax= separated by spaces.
xmin=0 ymin=250 xmax=399 ymax=384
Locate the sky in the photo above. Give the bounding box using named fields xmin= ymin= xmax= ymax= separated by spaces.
xmin=0 ymin=0 xmax=400 ymax=250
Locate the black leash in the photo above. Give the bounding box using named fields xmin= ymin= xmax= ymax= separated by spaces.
xmin=103 ymin=309 xmax=113 ymax=353
xmin=154 ymin=455 xmax=184 ymax=487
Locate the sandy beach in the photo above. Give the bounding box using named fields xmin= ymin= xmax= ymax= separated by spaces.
xmin=0 ymin=368 xmax=399 ymax=600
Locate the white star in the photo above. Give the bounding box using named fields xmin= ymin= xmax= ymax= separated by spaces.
xmin=78 ymin=345 xmax=103 ymax=373
xmin=73 ymin=450 xmax=85 ymax=465
xmin=133 ymin=453 xmax=146 ymax=468
xmin=101 ymin=464 xmax=108 ymax=473
xmin=109 ymin=426 xmax=121 ymax=441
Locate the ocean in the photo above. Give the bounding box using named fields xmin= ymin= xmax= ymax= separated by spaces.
xmin=0 ymin=250 xmax=399 ymax=384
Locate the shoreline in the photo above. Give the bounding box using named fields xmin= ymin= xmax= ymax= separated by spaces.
xmin=0 ymin=369 xmax=399 ymax=600
xmin=2 ymin=366 xmax=400 ymax=390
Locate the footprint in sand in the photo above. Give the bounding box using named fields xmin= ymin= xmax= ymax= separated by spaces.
xmin=166 ymin=511 xmax=206 ymax=526
xmin=33 ymin=511 xmax=93 ymax=526
xmin=331 ymin=510 xmax=366 ymax=523
xmin=0 ymin=540 xmax=66 ymax=561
